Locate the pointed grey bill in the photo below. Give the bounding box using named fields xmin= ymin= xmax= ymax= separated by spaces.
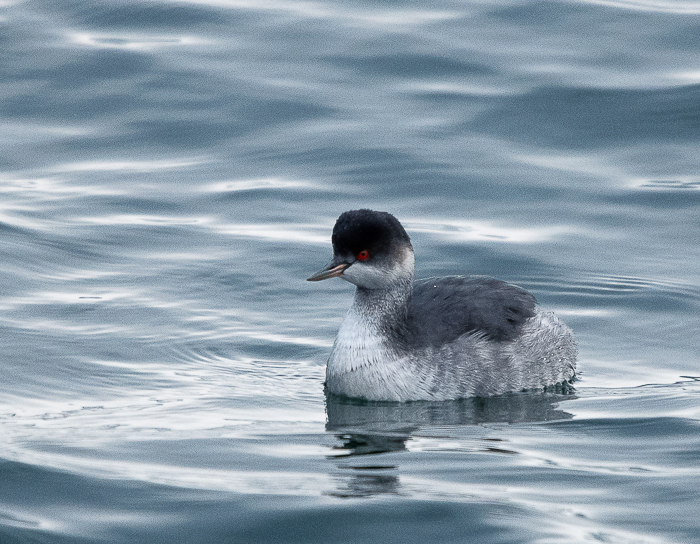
xmin=307 ymin=262 xmax=351 ymax=281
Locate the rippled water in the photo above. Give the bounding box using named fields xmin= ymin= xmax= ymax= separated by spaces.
xmin=1 ymin=0 xmax=699 ymax=542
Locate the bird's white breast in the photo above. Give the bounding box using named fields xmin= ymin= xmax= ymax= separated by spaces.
xmin=327 ymin=309 xmax=388 ymax=375
xmin=325 ymin=309 xmax=423 ymax=401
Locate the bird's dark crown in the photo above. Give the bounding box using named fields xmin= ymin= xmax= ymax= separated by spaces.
xmin=332 ymin=209 xmax=412 ymax=258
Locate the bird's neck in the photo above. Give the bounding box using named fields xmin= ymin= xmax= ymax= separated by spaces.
xmin=351 ymin=276 xmax=413 ymax=336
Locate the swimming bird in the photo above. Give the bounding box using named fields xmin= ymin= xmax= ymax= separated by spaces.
xmin=308 ymin=209 xmax=577 ymax=401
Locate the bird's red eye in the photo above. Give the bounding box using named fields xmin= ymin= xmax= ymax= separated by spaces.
xmin=356 ymin=250 xmax=370 ymax=261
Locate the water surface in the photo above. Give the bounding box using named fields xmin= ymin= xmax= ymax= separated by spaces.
xmin=1 ymin=0 xmax=699 ymax=542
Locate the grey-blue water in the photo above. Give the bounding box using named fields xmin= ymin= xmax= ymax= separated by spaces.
xmin=1 ymin=1 xmax=699 ymax=542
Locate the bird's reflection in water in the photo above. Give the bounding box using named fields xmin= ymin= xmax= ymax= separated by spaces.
xmin=327 ymin=466 xmax=402 ymax=498
xmin=325 ymin=388 xmax=575 ymax=498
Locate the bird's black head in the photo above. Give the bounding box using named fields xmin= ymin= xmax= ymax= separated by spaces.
xmin=332 ymin=209 xmax=412 ymax=260
xmin=308 ymin=209 xmax=414 ymax=289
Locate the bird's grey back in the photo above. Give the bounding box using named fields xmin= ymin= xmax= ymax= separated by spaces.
xmin=406 ymin=276 xmax=537 ymax=347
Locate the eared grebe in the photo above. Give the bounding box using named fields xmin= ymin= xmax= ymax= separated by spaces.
xmin=308 ymin=209 xmax=577 ymax=402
